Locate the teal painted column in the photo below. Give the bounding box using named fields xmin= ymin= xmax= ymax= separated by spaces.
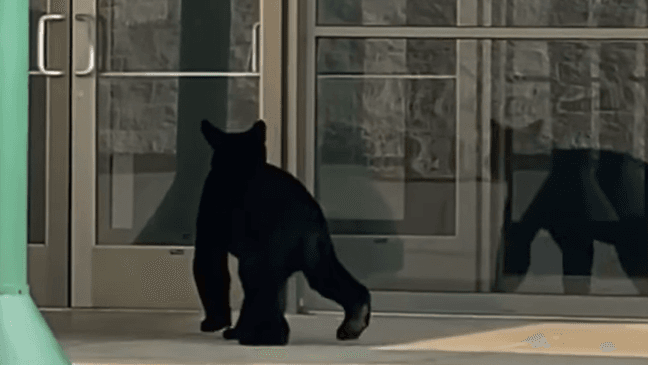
xmin=0 ymin=0 xmax=30 ymax=299
xmin=0 ymin=0 xmax=71 ymax=363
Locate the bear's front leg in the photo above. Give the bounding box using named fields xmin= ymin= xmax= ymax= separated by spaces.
xmin=193 ymin=248 xmax=232 ymax=332
xmin=194 ymin=189 xmax=234 ymax=333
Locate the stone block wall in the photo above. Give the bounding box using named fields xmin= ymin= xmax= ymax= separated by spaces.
xmin=97 ymin=0 xmax=259 ymax=155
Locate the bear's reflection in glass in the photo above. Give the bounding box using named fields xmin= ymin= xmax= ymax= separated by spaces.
xmin=495 ymin=124 xmax=648 ymax=295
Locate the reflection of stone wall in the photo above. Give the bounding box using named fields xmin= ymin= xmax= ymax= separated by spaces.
xmin=317 ymin=39 xmax=456 ymax=180
xmin=492 ymin=0 xmax=646 ymax=27
xmin=98 ymin=0 xmax=259 ymax=154
xmin=318 ymin=0 xmax=456 ymax=26
xmin=492 ymin=1 xmax=648 ymax=161
xmin=228 ymin=0 xmax=260 ymax=132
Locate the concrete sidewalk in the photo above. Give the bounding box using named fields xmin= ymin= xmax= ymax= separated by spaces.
xmin=42 ymin=309 xmax=648 ymax=364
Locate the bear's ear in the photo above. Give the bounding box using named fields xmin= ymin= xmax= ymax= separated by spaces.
xmin=251 ymin=120 xmax=266 ymax=142
xmin=201 ymin=119 xmax=225 ymax=149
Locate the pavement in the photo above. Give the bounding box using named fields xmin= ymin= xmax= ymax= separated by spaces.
xmin=41 ymin=308 xmax=648 ymax=364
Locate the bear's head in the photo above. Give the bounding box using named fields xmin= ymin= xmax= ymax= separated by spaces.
xmin=201 ymin=119 xmax=267 ymax=174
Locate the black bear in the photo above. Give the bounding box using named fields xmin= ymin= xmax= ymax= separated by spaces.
xmin=193 ymin=119 xmax=371 ymax=346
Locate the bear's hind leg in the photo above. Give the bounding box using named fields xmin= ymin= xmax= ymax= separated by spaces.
xmin=302 ymin=235 xmax=371 ymax=340
xmin=234 ymin=257 xmax=290 ymax=346
xmin=222 ymin=298 xmax=248 ymax=340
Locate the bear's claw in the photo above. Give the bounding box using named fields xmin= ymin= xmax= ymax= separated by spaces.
xmin=336 ymin=301 xmax=371 ymax=340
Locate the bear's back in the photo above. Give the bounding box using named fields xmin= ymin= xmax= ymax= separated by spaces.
xmin=243 ymin=164 xmax=325 ymax=227
xmin=222 ymin=164 xmax=328 ymax=257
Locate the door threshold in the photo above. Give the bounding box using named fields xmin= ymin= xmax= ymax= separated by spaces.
xmin=40 ymin=306 xmax=648 ymax=324
xmin=308 ymin=310 xmax=648 ymax=324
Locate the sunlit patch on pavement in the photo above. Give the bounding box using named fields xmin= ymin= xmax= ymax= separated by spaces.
xmin=372 ymin=322 xmax=648 ymax=358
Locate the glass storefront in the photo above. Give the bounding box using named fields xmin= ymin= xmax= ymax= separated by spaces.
xmin=308 ymin=0 xmax=648 ymax=299
xmin=83 ymin=0 xmax=648 ymax=313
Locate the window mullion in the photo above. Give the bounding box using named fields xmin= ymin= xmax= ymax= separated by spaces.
xmin=314 ymin=27 xmax=648 ymax=41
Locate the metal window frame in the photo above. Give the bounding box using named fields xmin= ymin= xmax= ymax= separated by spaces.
xmin=314 ymin=26 xmax=648 ymax=40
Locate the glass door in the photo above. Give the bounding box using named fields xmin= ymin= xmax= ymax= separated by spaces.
xmin=28 ymin=0 xmax=71 ymax=307
xmin=70 ymin=0 xmax=282 ymax=309
xmin=301 ymin=0 xmax=648 ymax=318
xmin=300 ymin=0 xmax=482 ymax=312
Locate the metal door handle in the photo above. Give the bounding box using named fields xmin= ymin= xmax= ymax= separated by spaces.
xmin=37 ymin=14 xmax=65 ymax=76
xmin=75 ymin=14 xmax=95 ymax=76
xmin=251 ymin=22 xmax=260 ymax=73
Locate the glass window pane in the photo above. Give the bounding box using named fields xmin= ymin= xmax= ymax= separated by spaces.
xmin=96 ymin=77 xmax=259 ymax=245
xmin=491 ymin=40 xmax=645 ymax=153
xmin=492 ymin=1 xmax=646 ymax=27
xmin=317 ymin=0 xmax=457 ymax=26
xmin=28 ymin=1 xmax=48 ymax=244
xmin=318 ymin=38 xmax=456 ymax=75
xmin=97 ymin=0 xmax=259 ymax=72
xmin=490 ymin=40 xmax=648 ymax=296
xmin=315 ymin=37 xmax=457 ymax=236
xmin=28 ymin=76 xmax=46 ymax=244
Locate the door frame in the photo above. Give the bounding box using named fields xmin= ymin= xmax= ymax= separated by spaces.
xmin=295 ymin=0 xmax=648 ymax=318
xmin=70 ymin=0 xmax=283 ymax=308
xmin=28 ymin=0 xmax=71 ymax=308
